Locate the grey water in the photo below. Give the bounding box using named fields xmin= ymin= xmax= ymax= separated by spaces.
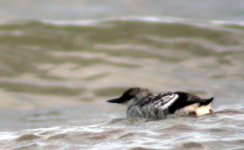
xmin=0 ymin=1 xmax=244 ymax=149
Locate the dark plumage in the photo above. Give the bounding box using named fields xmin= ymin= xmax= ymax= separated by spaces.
xmin=107 ymin=87 xmax=214 ymax=119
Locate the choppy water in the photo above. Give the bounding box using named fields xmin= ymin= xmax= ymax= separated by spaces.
xmin=0 ymin=1 xmax=244 ymax=149
xmin=0 ymin=19 xmax=243 ymax=149
xmin=1 ymin=107 xmax=244 ymax=149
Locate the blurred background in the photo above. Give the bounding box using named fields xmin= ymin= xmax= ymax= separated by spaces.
xmin=0 ymin=0 xmax=244 ymax=130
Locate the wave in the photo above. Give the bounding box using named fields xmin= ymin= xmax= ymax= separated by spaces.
xmin=0 ymin=16 xmax=244 ymax=27
xmin=1 ymin=107 xmax=243 ymax=149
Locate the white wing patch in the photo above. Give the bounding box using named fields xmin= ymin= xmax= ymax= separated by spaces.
xmin=153 ymin=94 xmax=179 ymax=110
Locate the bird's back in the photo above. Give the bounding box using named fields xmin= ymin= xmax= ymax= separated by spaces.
xmin=126 ymin=92 xmax=179 ymax=118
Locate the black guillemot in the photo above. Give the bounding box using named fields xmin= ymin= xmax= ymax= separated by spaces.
xmin=107 ymin=87 xmax=214 ymax=119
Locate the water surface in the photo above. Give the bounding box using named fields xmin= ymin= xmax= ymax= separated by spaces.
xmin=0 ymin=1 xmax=244 ymax=149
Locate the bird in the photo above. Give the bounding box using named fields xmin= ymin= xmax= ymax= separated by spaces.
xmin=107 ymin=87 xmax=214 ymax=119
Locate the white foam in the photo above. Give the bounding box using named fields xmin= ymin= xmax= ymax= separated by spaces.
xmin=40 ymin=16 xmax=244 ymax=27
xmin=0 ymin=16 xmax=243 ymax=28
xmin=0 ymin=132 xmax=18 ymax=141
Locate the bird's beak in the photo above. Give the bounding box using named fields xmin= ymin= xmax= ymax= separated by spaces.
xmin=107 ymin=97 xmax=123 ymax=103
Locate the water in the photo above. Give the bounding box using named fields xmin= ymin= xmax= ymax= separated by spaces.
xmin=1 ymin=0 xmax=244 ymax=21
xmin=1 ymin=107 xmax=244 ymax=149
xmin=0 ymin=1 xmax=244 ymax=149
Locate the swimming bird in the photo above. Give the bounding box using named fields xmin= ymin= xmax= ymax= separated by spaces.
xmin=107 ymin=87 xmax=214 ymax=119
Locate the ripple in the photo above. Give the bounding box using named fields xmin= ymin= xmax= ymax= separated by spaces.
xmin=1 ymin=110 xmax=244 ymax=149
xmin=181 ymin=142 xmax=205 ymax=149
xmin=15 ymin=134 xmax=40 ymax=142
xmin=0 ymin=18 xmax=244 ymax=149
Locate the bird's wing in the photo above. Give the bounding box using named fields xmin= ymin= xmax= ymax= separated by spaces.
xmin=151 ymin=93 xmax=179 ymax=110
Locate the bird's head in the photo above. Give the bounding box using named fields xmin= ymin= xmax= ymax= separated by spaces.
xmin=107 ymin=87 xmax=152 ymax=105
